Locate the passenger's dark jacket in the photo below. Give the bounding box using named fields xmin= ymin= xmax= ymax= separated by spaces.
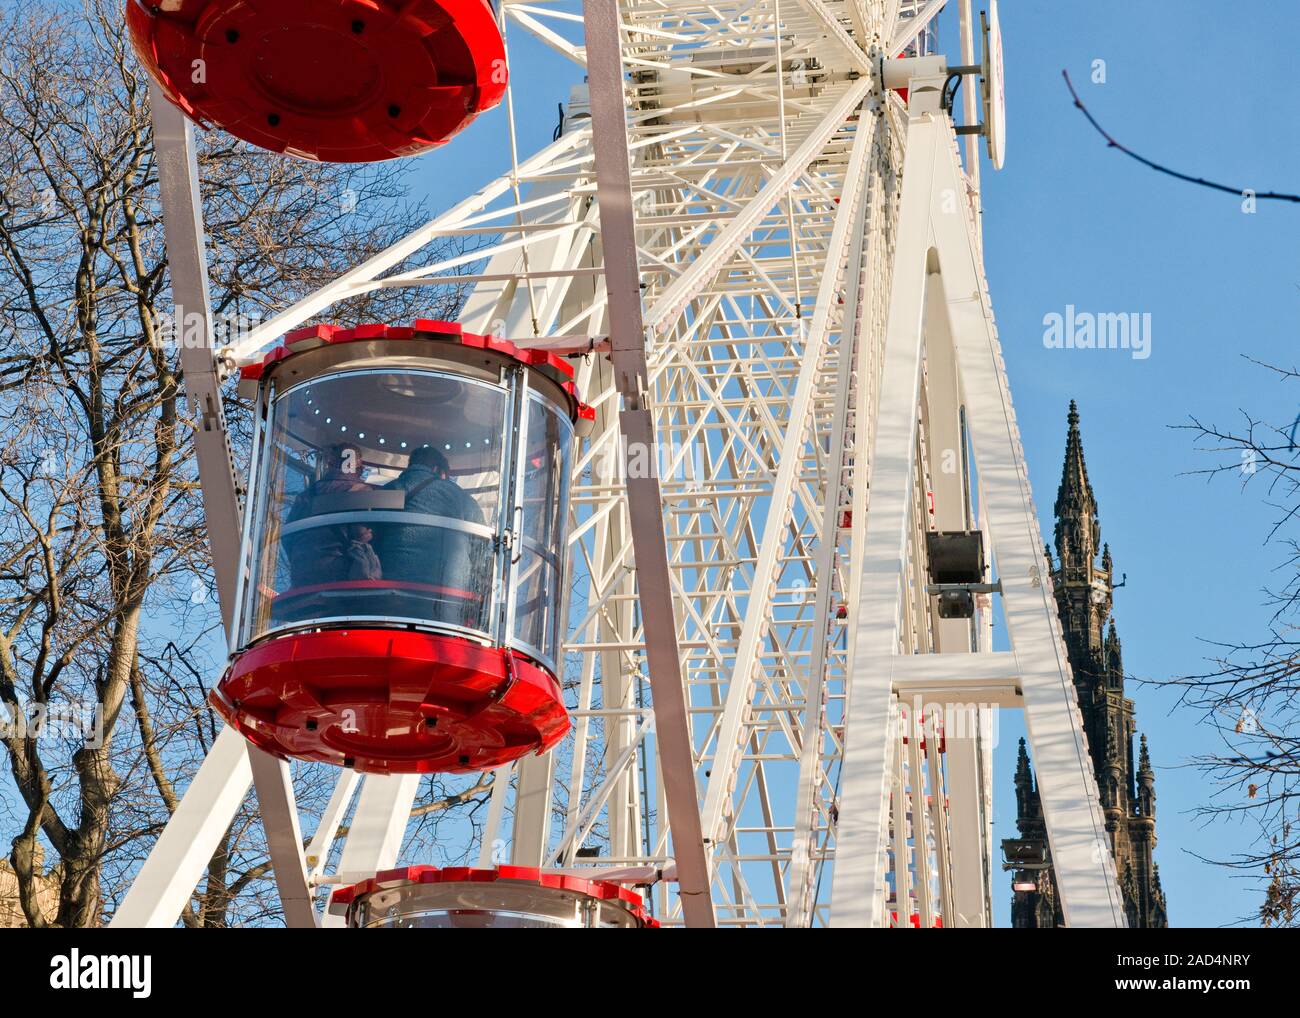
xmin=283 ymin=476 xmax=383 ymax=588
xmin=374 ymin=465 xmax=486 ymax=592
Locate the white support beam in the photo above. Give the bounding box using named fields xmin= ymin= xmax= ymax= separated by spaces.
xmin=893 ymin=684 xmax=1019 ymax=711
xmin=477 ymin=765 xmax=514 ymax=868
xmin=907 ymin=713 xmax=932 ymax=926
xmin=918 ymin=273 xmax=1005 ymax=957
xmin=228 ymin=127 xmax=591 ymax=361
xmin=829 ymin=106 xmax=941 ymax=928
xmin=306 ymin=770 xmax=362 ymax=878
xmin=322 ymin=773 xmax=420 ymax=928
xmin=547 ymin=717 xmax=655 ymax=866
xmin=508 ymin=7 xmax=587 ymax=67
xmin=889 ymin=0 xmax=947 ymax=56
xmin=149 ymin=89 xmax=324 ymax=933
xmin=510 ymin=754 xmax=557 ymax=867
xmin=582 ymin=0 xmax=716 ymax=928
xmin=928 ymin=128 xmax=1126 ymax=926
xmin=888 ymin=651 xmax=1017 ymax=687
xmin=149 ymin=83 xmax=243 ymax=628
xmin=109 ymin=726 xmax=252 ymax=928
xmin=247 ymin=749 xmax=318 ymax=928
xmin=924 ymin=709 xmax=955 ymax=921
xmin=889 ymin=734 xmax=911 ymax=926
xmin=943 ymin=728 xmax=988 ymax=926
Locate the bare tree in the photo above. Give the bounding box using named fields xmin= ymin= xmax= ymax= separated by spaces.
xmin=1172 ymin=356 xmax=1300 ymax=927
xmin=0 ymin=0 xmax=489 ymax=927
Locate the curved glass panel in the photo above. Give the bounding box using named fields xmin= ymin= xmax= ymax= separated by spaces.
xmin=244 ymin=369 xmax=507 ymax=642
xmin=511 ymin=392 xmax=573 ymax=665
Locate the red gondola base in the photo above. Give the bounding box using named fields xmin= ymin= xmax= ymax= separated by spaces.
xmin=211 ymin=628 xmax=569 ymax=774
xmin=329 ymin=866 xmax=660 ymax=928
xmin=127 ymin=0 xmax=508 ymax=162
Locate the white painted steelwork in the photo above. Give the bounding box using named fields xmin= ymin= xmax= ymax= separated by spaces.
xmin=112 ymin=0 xmax=1125 ymax=929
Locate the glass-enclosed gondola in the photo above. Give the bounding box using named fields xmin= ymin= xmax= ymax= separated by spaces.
xmin=212 ymin=320 xmax=585 ymax=774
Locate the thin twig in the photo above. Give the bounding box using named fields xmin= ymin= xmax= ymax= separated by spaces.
xmin=1062 ymin=70 xmax=1300 ymax=204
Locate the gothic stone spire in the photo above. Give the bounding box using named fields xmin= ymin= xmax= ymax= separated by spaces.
xmin=1054 ymin=400 xmax=1101 ymax=571
xmin=1012 ymin=401 xmax=1167 ymax=928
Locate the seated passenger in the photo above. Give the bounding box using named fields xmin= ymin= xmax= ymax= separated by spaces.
xmin=375 ymin=445 xmax=486 ymax=598
xmin=283 ymin=442 xmax=383 ymax=588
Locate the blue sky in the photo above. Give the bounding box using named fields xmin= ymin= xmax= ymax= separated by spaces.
xmin=402 ymin=1 xmax=1297 ymax=926
xmin=978 ymin=0 xmax=1299 ymax=928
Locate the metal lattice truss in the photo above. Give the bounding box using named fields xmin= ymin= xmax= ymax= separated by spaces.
xmin=112 ymin=0 xmax=1128 ymax=929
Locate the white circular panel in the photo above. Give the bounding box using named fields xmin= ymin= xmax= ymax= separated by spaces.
xmin=984 ymin=0 xmax=1007 ymax=170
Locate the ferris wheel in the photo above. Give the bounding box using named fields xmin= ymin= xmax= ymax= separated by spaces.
xmin=112 ymin=0 xmax=1125 ymax=928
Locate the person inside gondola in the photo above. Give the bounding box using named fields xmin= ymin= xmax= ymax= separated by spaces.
xmin=283 ymin=442 xmax=383 ymax=587
xmin=375 ymin=445 xmax=485 ymax=615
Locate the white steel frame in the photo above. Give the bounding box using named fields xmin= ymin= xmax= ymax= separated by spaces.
xmin=111 ymin=0 xmax=1125 ymax=929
